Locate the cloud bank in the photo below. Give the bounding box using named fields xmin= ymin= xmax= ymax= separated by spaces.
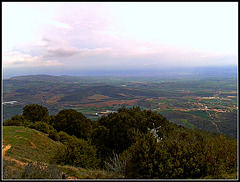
xmin=2 ymin=2 xmax=238 ymax=75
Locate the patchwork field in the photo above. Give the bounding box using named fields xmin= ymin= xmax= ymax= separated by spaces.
xmin=3 ymin=74 xmax=237 ymax=138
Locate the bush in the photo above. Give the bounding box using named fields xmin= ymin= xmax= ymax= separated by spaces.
xmin=3 ymin=119 xmax=23 ymax=126
xmin=3 ymin=115 xmax=31 ymax=127
xmin=58 ymin=131 xmax=74 ymax=145
xmin=121 ymin=127 xmax=237 ymax=179
xmin=52 ymin=137 xmax=100 ymax=169
xmin=30 ymin=121 xmax=54 ymax=134
xmin=21 ymin=161 xmax=63 ymax=179
xmin=2 ymin=159 xmax=22 ymax=179
xmin=122 ymin=130 xmax=159 ymax=179
xmin=104 ymin=152 xmax=127 ymax=176
xmin=48 ymin=130 xmax=60 ymax=141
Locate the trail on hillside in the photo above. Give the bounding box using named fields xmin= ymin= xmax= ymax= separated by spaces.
xmin=2 ymin=144 xmax=11 ymax=158
xmin=3 ymin=144 xmax=28 ymax=166
xmin=4 ymin=156 xmax=28 ymax=166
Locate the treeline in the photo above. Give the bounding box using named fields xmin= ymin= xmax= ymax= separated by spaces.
xmin=4 ymin=104 xmax=237 ymax=179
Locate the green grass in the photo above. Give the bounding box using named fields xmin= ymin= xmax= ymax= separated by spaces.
xmin=3 ymin=126 xmax=123 ymax=179
xmin=188 ymin=110 xmax=209 ymax=120
xmin=181 ymin=119 xmax=195 ymax=129
xmin=3 ymin=126 xmax=63 ymax=163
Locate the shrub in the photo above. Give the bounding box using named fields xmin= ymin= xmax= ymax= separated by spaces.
xmin=58 ymin=131 xmax=73 ymax=144
xmin=52 ymin=137 xmax=100 ymax=169
xmin=122 ymin=130 xmax=159 ymax=179
xmin=48 ymin=130 xmax=60 ymax=141
xmin=2 ymin=159 xmax=22 ymax=179
xmin=3 ymin=115 xmax=31 ymax=127
xmin=3 ymin=119 xmax=23 ymax=126
xmin=21 ymin=161 xmax=63 ymax=179
xmin=122 ymin=127 xmax=237 ymax=179
xmin=30 ymin=121 xmax=53 ymax=134
xmin=104 ymin=152 xmax=127 ymax=177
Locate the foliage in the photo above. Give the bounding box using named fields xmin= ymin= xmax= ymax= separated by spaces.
xmin=2 ymin=158 xmax=22 ymax=179
xmin=122 ymin=128 xmax=237 ymax=179
xmin=3 ymin=115 xmax=31 ymax=127
xmin=122 ymin=130 xmax=160 ymax=178
xmin=21 ymin=161 xmax=63 ymax=179
xmin=53 ymin=109 xmax=92 ymax=139
xmin=48 ymin=129 xmax=60 ymax=141
xmin=4 ymin=119 xmax=23 ymax=126
xmin=29 ymin=121 xmax=54 ymax=134
xmin=104 ymin=152 xmax=127 ymax=176
xmin=3 ymin=105 xmax=237 ymax=179
xmin=91 ymin=106 xmax=173 ymax=160
xmin=23 ymin=104 xmax=49 ymax=123
xmin=52 ymin=134 xmax=100 ymax=169
xmin=57 ymin=131 xmax=74 ymax=145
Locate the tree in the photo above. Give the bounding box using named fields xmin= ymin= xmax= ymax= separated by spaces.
xmin=23 ymin=104 xmax=49 ymax=123
xmin=91 ymin=107 xmax=171 ymax=161
xmin=52 ymin=135 xmax=100 ymax=169
xmin=29 ymin=121 xmax=54 ymax=134
xmin=53 ymin=109 xmax=92 ymax=139
xmin=3 ymin=115 xmax=31 ymax=127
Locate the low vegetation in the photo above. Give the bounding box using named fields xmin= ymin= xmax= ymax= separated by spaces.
xmin=3 ymin=104 xmax=237 ymax=179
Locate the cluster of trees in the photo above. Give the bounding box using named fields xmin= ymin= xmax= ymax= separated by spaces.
xmin=4 ymin=104 xmax=237 ymax=179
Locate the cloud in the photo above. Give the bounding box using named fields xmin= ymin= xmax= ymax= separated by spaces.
xmin=46 ymin=20 xmax=72 ymax=29
xmin=46 ymin=48 xmax=79 ymax=58
xmin=2 ymin=2 xmax=237 ymax=74
xmin=42 ymin=37 xmax=53 ymax=43
xmin=44 ymin=46 xmax=112 ymax=58
xmin=3 ymin=51 xmax=63 ymax=68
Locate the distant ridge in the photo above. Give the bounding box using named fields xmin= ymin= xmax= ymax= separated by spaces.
xmin=3 ymin=66 xmax=237 ymax=79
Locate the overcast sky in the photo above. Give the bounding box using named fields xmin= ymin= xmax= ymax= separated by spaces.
xmin=2 ymin=2 xmax=238 ymax=76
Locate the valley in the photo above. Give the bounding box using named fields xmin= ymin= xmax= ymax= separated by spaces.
xmin=2 ymin=74 xmax=238 ymax=138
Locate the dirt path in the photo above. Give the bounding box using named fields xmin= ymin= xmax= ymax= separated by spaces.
xmin=4 ymin=156 xmax=28 ymax=166
xmin=2 ymin=144 xmax=11 ymax=158
xmin=2 ymin=144 xmax=77 ymax=179
xmin=3 ymin=144 xmax=28 ymax=166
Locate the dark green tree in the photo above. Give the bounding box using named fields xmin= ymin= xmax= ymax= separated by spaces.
xmin=52 ymin=135 xmax=100 ymax=169
xmin=23 ymin=104 xmax=49 ymax=123
xmin=91 ymin=107 xmax=172 ymax=161
xmin=29 ymin=121 xmax=54 ymax=134
xmin=53 ymin=109 xmax=92 ymax=139
xmin=3 ymin=115 xmax=31 ymax=127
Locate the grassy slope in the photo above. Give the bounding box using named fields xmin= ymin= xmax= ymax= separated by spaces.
xmin=3 ymin=126 xmax=63 ymax=163
xmin=2 ymin=126 xmax=121 ymax=179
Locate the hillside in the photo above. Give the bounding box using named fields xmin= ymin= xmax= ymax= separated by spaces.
xmin=3 ymin=126 xmax=63 ymax=163
xmin=2 ymin=126 xmax=122 ymax=179
xmin=3 ymin=105 xmax=238 ymax=179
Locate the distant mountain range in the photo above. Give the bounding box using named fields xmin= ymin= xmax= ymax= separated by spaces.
xmin=3 ymin=66 xmax=237 ymax=79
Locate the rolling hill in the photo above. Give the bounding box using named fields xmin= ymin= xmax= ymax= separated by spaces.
xmin=2 ymin=126 xmax=122 ymax=179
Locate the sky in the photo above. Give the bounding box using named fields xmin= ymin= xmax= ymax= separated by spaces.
xmin=2 ymin=2 xmax=238 ymax=77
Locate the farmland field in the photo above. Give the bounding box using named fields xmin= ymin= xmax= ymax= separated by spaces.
xmin=2 ymin=74 xmax=238 ymax=138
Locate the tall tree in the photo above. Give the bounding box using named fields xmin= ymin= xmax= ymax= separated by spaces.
xmin=53 ymin=109 xmax=92 ymax=139
xmin=23 ymin=104 xmax=49 ymax=123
